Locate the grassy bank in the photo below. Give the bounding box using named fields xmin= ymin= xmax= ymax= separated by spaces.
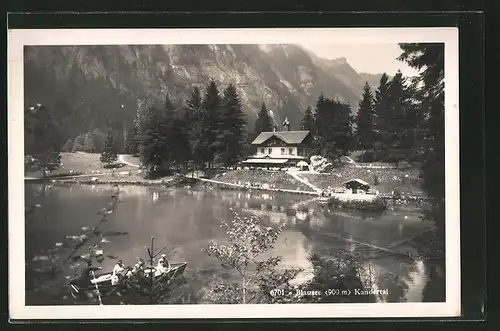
xmin=25 ymin=152 xmax=172 ymax=183
xmin=211 ymin=170 xmax=314 ymax=192
xmin=298 ymin=165 xmax=423 ymax=196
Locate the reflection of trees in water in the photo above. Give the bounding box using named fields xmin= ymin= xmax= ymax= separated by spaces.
xmin=175 ymin=189 xmax=430 ymax=303
xmin=294 ymin=217 xmax=429 ymax=303
xmin=421 ymin=260 xmax=445 ymax=302
xmin=26 ymin=183 xmax=55 ymax=198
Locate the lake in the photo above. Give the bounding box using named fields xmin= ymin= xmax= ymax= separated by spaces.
xmin=24 ymin=183 xmax=441 ymax=304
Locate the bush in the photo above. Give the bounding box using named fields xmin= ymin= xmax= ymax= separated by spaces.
xmin=356 ymin=151 xmax=376 ymax=163
xmin=103 ymin=163 xmax=125 ymax=169
xmin=397 ymin=160 xmax=412 ymax=169
xmin=327 ymin=197 xmax=387 ymax=211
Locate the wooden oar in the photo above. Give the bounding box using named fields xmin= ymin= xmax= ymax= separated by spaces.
xmin=91 ymin=271 xmax=103 ymax=305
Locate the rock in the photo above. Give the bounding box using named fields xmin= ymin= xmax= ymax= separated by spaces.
xmin=91 ymin=177 xmax=99 ymax=182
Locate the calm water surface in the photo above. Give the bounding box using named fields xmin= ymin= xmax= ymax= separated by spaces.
xmin=25 ymin=183 xmax=437 ymax=304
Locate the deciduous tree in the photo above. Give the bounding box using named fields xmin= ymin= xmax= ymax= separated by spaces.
xmin=202 ymin=209 xmax=302 ymax=304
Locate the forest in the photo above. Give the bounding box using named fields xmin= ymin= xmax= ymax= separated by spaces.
xmin=25 ymin=42 xmax=445 ymax=274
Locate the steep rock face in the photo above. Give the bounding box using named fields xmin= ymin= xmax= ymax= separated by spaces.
xmin=24 ymin=44 xmax=384 ymax=139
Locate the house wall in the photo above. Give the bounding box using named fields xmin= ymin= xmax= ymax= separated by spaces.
xmin=256 ymin=146 xmax=311 ymax=158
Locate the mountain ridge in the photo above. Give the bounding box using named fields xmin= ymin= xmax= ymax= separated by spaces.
xmin=24 ymin=44 xmax=387 ymax=141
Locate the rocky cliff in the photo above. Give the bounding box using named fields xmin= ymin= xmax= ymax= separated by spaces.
xmin=24 ymin=44 xmax=385 ymax=139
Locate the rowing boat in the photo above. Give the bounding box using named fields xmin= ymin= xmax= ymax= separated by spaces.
xmin=69 ymin=262 xmax=188 ymax=300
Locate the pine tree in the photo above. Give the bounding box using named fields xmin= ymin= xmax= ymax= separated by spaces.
xmin=138 ymin=106 xmax=168 ymax=174
xmin=300 ymin=106 xmax=314 ymax=131
xmin=330 ymin=99 xmax=355 ymax=159
xmin=24 ymin=103 xmax=62 ymax=178
xmin=61 ymin=138 xmax=74 ymax=152
xmin=387 ymin=71 xmax=416 ymax=163
xmin=164 ymin=95 xmax=191 ymax=172
xmin=71 ymin=134 xmax=86 ymax=152
xmin=355 ymin=82 xmax=377 ymax=151
xmin=254 ymin=102 xmax=274 ymax=135
xmin=161 ymin=94 xmax=177 ymax=171
xmin=201 ymin=80 xmax=222 ymax=168
xmin=215 ymin=84 xmax=247 ymax=166
xmin=100 ymin=130 xmax=118 ymax=165
xmin=373 ymin=73 xmax=392 ymax=151
xmin=312 ymin=93 xmax=330 ymax=155
xmin=91 ymin=128 xmax=107 ymax=153
xmin=399 ymin=42 xmax=445 ymax=302
xmin=186 ymin=87 xmax=206 ymax=170
xmin=185 ymin=87 xmax=202 ymax=124
xmin=124 ymin=119 xmax=140 ymax=156
xmin=313 ymin=94 xmax=354 ymax=162
xmin=128 ymin=99 xmax=149 ymax=157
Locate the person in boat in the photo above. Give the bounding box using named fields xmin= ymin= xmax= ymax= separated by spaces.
xmin=111 ymin=259 xmax=127 ymax=285
xmin=78 ymin=261 xmax=102 ymax=285
xmin=154 ymin=255 xmax=171 ymax=277
xmin=158 ymin=254 xmax=171 ymax=269
xmin=127 ymin=258 xmax=146 ymax=278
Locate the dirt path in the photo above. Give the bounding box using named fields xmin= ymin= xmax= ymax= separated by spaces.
xmin=118 ymin=154 xmax=140 ymax=168
xmin=286 ymin=171 xmax=323 ymax=193
xmin=191 ymin=176 xmax=319 ymax=196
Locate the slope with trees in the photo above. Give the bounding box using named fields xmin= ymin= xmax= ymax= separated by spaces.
xmin=398 ymin=42 xmax=445 ymax=301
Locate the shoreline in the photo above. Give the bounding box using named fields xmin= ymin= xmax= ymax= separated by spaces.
xmin=25 ymin=171 xmax=428 ymax=204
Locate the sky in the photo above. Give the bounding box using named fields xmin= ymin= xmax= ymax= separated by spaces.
xmin=299 ymin=43 xmax=420 ymax=77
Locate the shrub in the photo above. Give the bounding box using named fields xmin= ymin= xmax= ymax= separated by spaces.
xmin=356 ymin=151 xmax=376 ymax=163
xmin=103 ymin=163 xmax=125 ymax=169
xmin=202 ymin=209 xmax=302 ymax=304
xmin=327 ymin=197 xmax=387 ymax=211
xmin=397 ymin=160 xmax=412 ymax=169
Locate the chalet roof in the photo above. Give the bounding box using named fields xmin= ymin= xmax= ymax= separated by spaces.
xmin=341 ymin=178 xmax=370 ymax=187
xmin=252 ymin=131 xmax=310 ymax=145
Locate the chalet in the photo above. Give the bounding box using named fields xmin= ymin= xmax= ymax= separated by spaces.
xmin=241 ymin=126 xmax=313 ymax=169
xmin=341 ymin=179 xmax=371 ymax=194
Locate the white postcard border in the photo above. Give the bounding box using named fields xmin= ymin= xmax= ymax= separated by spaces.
xmin=8 ymin=27 xmax=460 ymax=320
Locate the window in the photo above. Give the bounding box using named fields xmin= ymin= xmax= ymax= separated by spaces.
xmin=268 ymin=148 xmax=272 ymax=154
xmin=297 ymin=148 xmax=302 ymax=156
xmin=281 ymin=148 xmax=285 ymax=155
xmin=260 ymin=148 xmax=265 ymax=154
xmin=289 ymin=148 xmax=293 ymax=155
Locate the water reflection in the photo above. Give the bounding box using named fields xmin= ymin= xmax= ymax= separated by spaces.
xmin=25 ymin=183 xmax=437 ymax=303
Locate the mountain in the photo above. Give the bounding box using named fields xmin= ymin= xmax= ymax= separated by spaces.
xmin=24 ymin=44 xmax=388 ymax=144
xmin=304 ymin=48 xmax=387 ymax=95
